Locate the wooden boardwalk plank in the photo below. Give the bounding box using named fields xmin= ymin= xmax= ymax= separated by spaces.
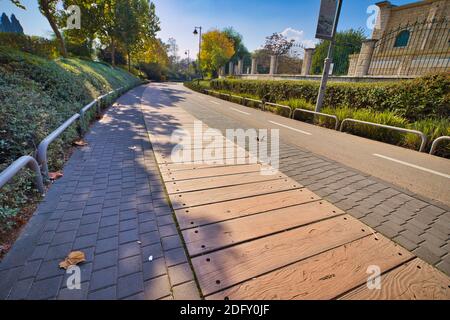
xmin=169 ymin=178 xmax=301 ymax=210
xmin=192 ymin=215 xmax=369 ymax=296
xmin=340 ymin=258 xmax=450 ymax=300
xmin=166 ymin=172 xmax=285 ymax=194
xmin=207 ymin=234 xmax=413 ymax=300
xmin=175 ymin=188 xmax=322 ymax=230
xmin=183 ymin=200 xmax=344 ymax=256
xmin=162 ymin=164 xmax=269 ymax=182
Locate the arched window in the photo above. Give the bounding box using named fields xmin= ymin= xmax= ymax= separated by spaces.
xmin=394 ymin=30 xmax=410 ymax=48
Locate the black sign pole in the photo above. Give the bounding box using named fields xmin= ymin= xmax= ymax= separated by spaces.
xmin=315 ymin=0 xmax=343 ymax=113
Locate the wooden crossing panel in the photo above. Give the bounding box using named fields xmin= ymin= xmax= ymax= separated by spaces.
xmin=141 ymin=95 xmax=450 ymax=301
xmin=169 ymin=178 xmax=301 ymax=210
xmin=183 ymin=201 xmax=344 ymax=256
xmin=166 ymin=172 xmax=285 ymax=194
xmin=207 ymin=234 xmax=413 ymax=300
xmin=175 ymin=188 xmax=324 ymax=230
xmin=192 ymin=215 xmax=369 ymax=296
xmin=161 ymin=164 xmax=263 ymax=182
xmin=340 ymin=258 xmax=450 ymax=300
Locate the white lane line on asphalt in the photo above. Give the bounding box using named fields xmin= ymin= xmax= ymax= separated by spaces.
xmin=230 ymin=107 xmax=250 ymax=115
xmin=268 ymin=121 xmax=312 ymax=136
xmin=209 ymin=100 xmax=221 ymax=105
xmin=373 ymin=154 xmax=450 ymax=179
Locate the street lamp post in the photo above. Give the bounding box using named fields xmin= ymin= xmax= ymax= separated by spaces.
xmin=193 ymin=26 xmax=203 ymax=79
xmin=315 ymin=0 xmax=343 ymax=113
xmin=185 ymin=50 xmax=191 ymax=80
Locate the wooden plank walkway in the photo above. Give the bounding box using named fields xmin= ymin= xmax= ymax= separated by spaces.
xmin=141 ymin=102 xmax=450 ymax=300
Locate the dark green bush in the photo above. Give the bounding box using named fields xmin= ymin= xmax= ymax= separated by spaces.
xmin=210 ymin=73 xmax=450 ymax=121
xmin=0 ymin=33 xmax=58 ymax=59
xmin=0 ymin=47 xmax=141 ymax=226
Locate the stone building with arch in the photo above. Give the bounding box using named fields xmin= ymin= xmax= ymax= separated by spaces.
xmin=348 ymin=0 xmax=450 ymax=77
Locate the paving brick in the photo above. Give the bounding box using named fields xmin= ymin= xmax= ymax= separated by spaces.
xmin=168 ymin=263 xmax=194 ymax=286
xmin=118 ymin=255 xmax=142 ymax=277
xmin=58 ymin=285 xmax=89 ymax=300
xmin=27 ymin=276 xmax=63 ymax=300
xmin=19 ymin=260 xmax=42 ymax=280
xmin=161 ymin=235 xmax=182 ymax=251
xmin=98 ymin=225 xmax=119 ymax=240
xmin=172 ymin=281 xmax=201 ymax=300
xmin=142 ymin=258 xmax=167 ymax=281
xmin=88 ymin=286 xmax=116 ymax=300
xmin=89 ymin=267 xmax=118 ymax=292
xmin=164 ymin=247 xmax=188 ymax=267
xmin=96 ymin=237 xmax=118 ymax=254
xmin=436 ymin=260 xmax=450 ymax=276
xmin=393 ymin=235 xmax=419 ymax=252
xmin=73 ymin=234 xmax=98 ymax=250
xmin=8 ymin=278 xmax=34 ymax=300
xmin=143 ymin=275 xmax=171 ymax=300
xmin=142 ymin=243 xmax=164 ymax=262
xmin=117 ymin=272 xmax=144 ymax=299
xmin=93 ymin=250 xmax=118 ymax=271
xmin=119 ymin=229 xmax=139 ymax=245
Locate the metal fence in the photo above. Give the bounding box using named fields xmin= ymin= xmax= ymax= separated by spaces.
xmin=368 ymin=18 xmax=450 ymax=76
xmin=0 ymin=86 xmax=129 ymax=194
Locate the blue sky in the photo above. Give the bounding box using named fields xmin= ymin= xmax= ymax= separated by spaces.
xmin=2 ymin=0 xmax=414 ymax=56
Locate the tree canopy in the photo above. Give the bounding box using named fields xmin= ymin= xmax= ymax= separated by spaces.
xmin=200 ymin=29 xmax=235 ymax=77
xmin=311 ymin=28 xmax=365 ymax=75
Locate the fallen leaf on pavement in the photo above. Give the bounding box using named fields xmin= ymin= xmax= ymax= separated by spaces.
xmin=59 ymin=251 xmax=86 ymax=270
xmin=73 ymin=140 xmax=88 ymax=147
xmin=48 ymin=172 xmax=64 ymax=181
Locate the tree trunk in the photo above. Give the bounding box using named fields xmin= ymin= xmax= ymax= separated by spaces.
xmin=111 ymin=40 xmax=116 ymax=67
xmin=127 ymin=50 xmax=131 ymax=72
xmin=39 ymin=1 xmax=67 ymax=58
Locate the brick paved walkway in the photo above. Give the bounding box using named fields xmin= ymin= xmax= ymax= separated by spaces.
xmin=0 ymin=86 xmax=199 ymax=300
xmin=178 ymin=86 xmax=450 ymax=277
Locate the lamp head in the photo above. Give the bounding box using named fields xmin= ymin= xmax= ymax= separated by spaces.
xmin=193 ymin=29 xmax=198 ymax=35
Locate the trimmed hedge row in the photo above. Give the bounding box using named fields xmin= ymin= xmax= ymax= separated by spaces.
xmin=210 ymin=73 xmax=450 ymax=122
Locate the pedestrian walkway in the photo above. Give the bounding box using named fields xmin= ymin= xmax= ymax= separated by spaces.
xmin=141 ymin=84 xmax=450 ymax=300
xmin=0 ymin=85 xmax=199 ymax=300
xmin=1 ymin=83 xmax=449 ymax=300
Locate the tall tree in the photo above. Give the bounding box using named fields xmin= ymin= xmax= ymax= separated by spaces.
xmin=0 ymin=13 xmax=12 ymax=32
xmin=200 ymin=29 xmax=235 ymax=77
xmin=223 ymin=27 xmax=249 ymax=63
xmin=38 ymin=0 xmax=68 ymax=57
xmin=10 ymin=14 xmax=23 ymax=34
xmin=264 ymin=33 xmax=295 ymax=57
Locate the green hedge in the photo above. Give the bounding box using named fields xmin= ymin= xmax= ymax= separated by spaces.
xmin=210 ymin=73 xmax=450 ymax=121
xmin=0 ymin=47 xmax=141 ymax=232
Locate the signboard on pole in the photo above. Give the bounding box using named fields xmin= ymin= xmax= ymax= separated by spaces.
xmin=315 ymin=0 xmax=338 ymax=40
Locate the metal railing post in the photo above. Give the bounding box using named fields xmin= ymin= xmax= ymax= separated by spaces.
xmin=293 ymin=108 xmax=340 ymax=130
xmin=430 ymin=136 xmax=450 ymax=155
xmin=0 ymin=156 xmax=45 ymax=194
xmin=36 ymin=114 xmax=81 ymax=178
xmin=340 ymin=118 xmax=428 ymax=152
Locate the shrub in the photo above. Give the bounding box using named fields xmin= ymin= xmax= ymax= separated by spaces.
xmin=0 ymin=33 xmax=58 ymax=59
xmin=404 ymin=118 xmax=450 ymax=156
xmin=278 ymin=98 xmax=314 ymax=111
xmin=210 ymin=73 xmax=449 ymax=121
xmin=0 ymin=47 xmax=141 ymax=227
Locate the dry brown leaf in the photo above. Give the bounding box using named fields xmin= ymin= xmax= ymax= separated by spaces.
xmin=48 ymin=171 xmax=63 ymax=181
xmin=73 ymin=140 xmax=88 ymax=147
xmin=59 ymin=251 xmax=86 ymax=269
